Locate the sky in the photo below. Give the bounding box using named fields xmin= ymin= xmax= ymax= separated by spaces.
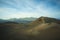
xmin=0 ymin=0 xmax=60 ymax=19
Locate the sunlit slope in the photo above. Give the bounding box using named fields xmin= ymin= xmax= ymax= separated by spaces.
xmin=26 ymin=23 xmax=60 ymax=34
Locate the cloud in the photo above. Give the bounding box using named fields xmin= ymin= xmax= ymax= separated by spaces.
xmin=0 ymin=0 xmax=60 ymax=19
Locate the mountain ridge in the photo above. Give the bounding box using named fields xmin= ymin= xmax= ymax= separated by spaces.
xmin=29 ymin=16 xmax=60 ymax=26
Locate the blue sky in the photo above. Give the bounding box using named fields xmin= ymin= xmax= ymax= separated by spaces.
xmin=0 ymin=0 xmax=60 ymax=19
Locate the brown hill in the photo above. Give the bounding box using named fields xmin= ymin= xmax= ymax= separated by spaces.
xmin=28 ymin=16 xmax=60 ymax=26
xmin=25 ymin=17 xmax=60 ymax=40
xmin=27 ymin=16 xmax=60 ymax=33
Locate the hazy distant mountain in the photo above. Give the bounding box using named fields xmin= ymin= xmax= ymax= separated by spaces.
xmin=0 ymin=17 xmax=37 ymax=24
xmin=9 ymin=17 xmax=37 ymax=21
xmin=0 ymin=19 xmax=9 ymax=23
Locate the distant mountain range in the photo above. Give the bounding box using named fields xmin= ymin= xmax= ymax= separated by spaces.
xmin=0 ymin=17 xmax=37 ymax=24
